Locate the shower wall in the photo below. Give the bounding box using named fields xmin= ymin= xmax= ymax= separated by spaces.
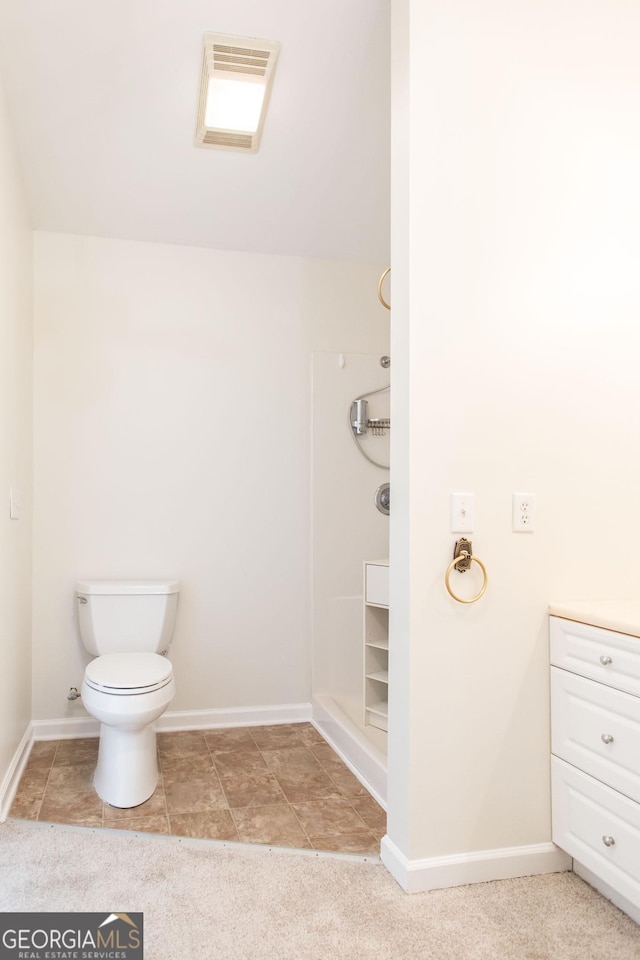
xmin=312 ymin=352 xmax=390 ymax=755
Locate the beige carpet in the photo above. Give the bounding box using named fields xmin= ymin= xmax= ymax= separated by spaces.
xmin=1 ymin=819 xmax=639 ymax=959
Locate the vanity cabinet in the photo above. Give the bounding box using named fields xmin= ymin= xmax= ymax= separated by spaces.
xmin=550 ymin=614 xmax=640 ymax=922
xmin=364 ymin=561 xmax=389 ymax=732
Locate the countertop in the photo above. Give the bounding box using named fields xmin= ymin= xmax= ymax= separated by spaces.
xmin=549 ymin=599 xmax=640 ymax=638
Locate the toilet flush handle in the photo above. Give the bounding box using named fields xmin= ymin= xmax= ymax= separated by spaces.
xmin=77 ymin=596 xmax=88 ymax=604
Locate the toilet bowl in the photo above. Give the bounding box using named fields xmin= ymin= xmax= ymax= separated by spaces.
xmin=76 ymin=580 xmax=180 ymax=808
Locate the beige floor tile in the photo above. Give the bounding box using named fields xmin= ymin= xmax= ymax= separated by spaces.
xmin=222 ymin=773 xmax=287 ymax=809
xmin=9 ymin=796 xmax=42 ymax=820
xmin=232 ymin=804 xmax=307 ymax=845
xmin=53 ymin=738 xmax=99 ymax=767
xmin=11 ymin=724 xmax=382 ymax=857
xmin=164 ymin=774 xmax=228 ymax=816
xmin=107 ymin=815 xmax=170 ymax=835
xmin=246 ymin=724 xmax=306 ymax=749
xmin=160 ymin=754 xmax=216 ymax=784
xmin=325 ymin=765 xmax=370 ymax=798
xmin=26 ymin=741 xmax=59 ymax=769
xmin=310 ymin=743 xmax=342 ymax=766
xmin=294 ymin=723 xmax=325 ymax=747
xmin=291 ymin=798 xmax=370 ymax=838
xmin=213 ymin=749 xmax=270 ymax=780
xmin=157 ymin=730 xmax=209 ymax=760
xmin=13 ymin=766 xmax=50 ymax=800
xmin=38 ymin=801 xmax=103 ymax=826
xmin=38 ymin=763 xmax=103 ymax=825
xmin=260 ymin=746 xmax=322 ymax=777
xmin=311 ymin=832 xmax=381 ymax=855
xmin=42 ymin=761 xmax=96 ymax=795
xmin=204 ymin=728 xmax=258 ymax=754
xmin=169 ymin=810 xmax=238 ymax=841
xmin=275 ymin=768 xmax=343 ymax=803
xmin=349 ymin=795 xmax=387 ymax=834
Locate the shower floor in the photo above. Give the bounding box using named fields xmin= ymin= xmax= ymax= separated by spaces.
xmin=9 ymin=723 xmax=386 ymax=855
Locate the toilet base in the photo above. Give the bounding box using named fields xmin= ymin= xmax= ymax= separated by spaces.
xmin=94 ymin=722 xmax=159 ymax=808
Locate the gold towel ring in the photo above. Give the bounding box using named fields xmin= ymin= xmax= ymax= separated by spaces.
xmin=444 ymin=552 xmax=488 ymax=604
xmin=377 ymin=267 xmax=391 ymax=310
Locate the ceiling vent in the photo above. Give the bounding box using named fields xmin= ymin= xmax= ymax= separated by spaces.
xmin=195 ymin=33 xmax=280 ymax=153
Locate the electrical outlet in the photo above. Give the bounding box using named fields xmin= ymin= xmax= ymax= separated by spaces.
xmin=450 ymin=493 xmax=474 ymax=533
xmin=512 ymin=493 xmax=535 ymax=532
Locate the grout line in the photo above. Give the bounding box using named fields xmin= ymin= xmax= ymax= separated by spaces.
xmin=34 ymin=740 xmax=61 ymax=824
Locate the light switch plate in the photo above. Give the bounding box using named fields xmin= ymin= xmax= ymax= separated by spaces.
xmin=450 ymin=493 xmax=474 ymax=533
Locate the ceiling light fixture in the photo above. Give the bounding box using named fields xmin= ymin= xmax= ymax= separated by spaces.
xmin=195 ymin=32 xmax=280 ymax=153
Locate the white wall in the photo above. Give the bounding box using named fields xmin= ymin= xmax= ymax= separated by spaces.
xmin=32 ymin=232 xmax=386 ymax=722
xmin=388 ymin=0 xmax=640 ymax=868
xmin=0 ymin=72 xmax=33 ymax=793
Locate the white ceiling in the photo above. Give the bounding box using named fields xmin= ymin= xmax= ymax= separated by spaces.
xmin=0 ymin=0 xmax=390 ymax=263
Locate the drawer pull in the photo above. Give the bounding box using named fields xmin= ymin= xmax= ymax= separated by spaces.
xmin=600 ymin=733 xmax=614 ymax=744
xmin=602 ymin=835 xmax=616 ymax=847
xmin=599 ymin=655 xmax=612 ymax=666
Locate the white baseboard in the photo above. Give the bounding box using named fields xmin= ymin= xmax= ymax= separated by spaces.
xmin=0 ymin=724 xmax=34 ymax=822
xmin=31 ymin=716 xmax=100 ymax=740
xmin=380 ymin=835 xmax=572 ymax=893
xmin=312 ymin=695 xmax=387 ymax=807
xmin=574 ymin=860 xmax=640 ymax=926
xmin=31 ymin=702 xmax=313 ymax=741
xmin=158 ymin=702 xmax=312 ymax=732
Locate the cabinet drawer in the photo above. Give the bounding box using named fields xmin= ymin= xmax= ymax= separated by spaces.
xmin=550 ymin=617 xmax=640 ymax=697
xmin=552 ymin=757 xmax=640 ymax=907
xmin=365 ymin=563 xmax=389 ymax=607
xmin=551 ymin=667 xmax=640 ymax=803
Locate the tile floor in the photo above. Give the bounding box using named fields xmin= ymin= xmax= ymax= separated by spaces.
xmin=10 ymin=723 xmax=386 ymax=855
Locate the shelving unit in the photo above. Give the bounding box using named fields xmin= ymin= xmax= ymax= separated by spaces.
xmin=364 ymin=560 xmax=389 ymax=732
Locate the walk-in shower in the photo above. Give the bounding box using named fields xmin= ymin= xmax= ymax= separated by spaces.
xmin=311 ymin=349 xmax=390 ymax=803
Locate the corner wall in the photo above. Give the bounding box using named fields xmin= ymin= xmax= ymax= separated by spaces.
xmin=0 ymin=71 xmax=33 ymax=804
xmin=32 ymin=232 xmax=387 ymax=723
xmin=387 ymin=0 xmax=640 ymax=885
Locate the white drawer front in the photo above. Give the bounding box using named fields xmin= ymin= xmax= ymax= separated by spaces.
xmin=551 ymin=667 xmax=640 ymax=803
xmin=550 ymin=617 xmax=640 ymax=697
xmin=365 ymin=563 xmax=389 ymax=607
xmin=552 ymin=757 xmax=640 ymax=907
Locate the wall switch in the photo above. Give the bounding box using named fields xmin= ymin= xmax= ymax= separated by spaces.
xmin=512 ymin=493 xmax=535 ymax=532
xmin=9 ymin=488 xmax=22 ymax=520
xmin=450 ymin=493 xmax=474 ymax=533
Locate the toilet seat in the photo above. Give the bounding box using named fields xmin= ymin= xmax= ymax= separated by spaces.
xmin=84 ymin=652 xmax=173 ymax=696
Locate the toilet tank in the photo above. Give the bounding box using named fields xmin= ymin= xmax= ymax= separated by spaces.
xmin=76 ymin=580 xmax=180 ymax=656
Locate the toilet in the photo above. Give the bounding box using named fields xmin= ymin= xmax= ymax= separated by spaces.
xmin=76 ymin=579 xmax=180 ymax=809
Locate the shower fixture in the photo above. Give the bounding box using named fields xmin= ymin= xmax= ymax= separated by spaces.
xmin=374 ymin=482 xmax=390 ymax=516
xmin=348 ymin=383 xmax=390 ymax=469
xmin=351 ymin=398 xmax=369 ymax=436
xmin=349 ymin=398 xmax=390 ymax=438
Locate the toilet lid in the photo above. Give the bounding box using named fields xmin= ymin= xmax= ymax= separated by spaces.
xmin=84 ymin=653 xmax=173 ymax=694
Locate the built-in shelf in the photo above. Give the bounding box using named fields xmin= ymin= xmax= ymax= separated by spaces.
xmin=366 ymin=670 xmax=389 ymax=683
xmin=364 ymin=560 xmax=389 ymax=733
xmin=366 ymin=639 xmax=389 ymax=651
